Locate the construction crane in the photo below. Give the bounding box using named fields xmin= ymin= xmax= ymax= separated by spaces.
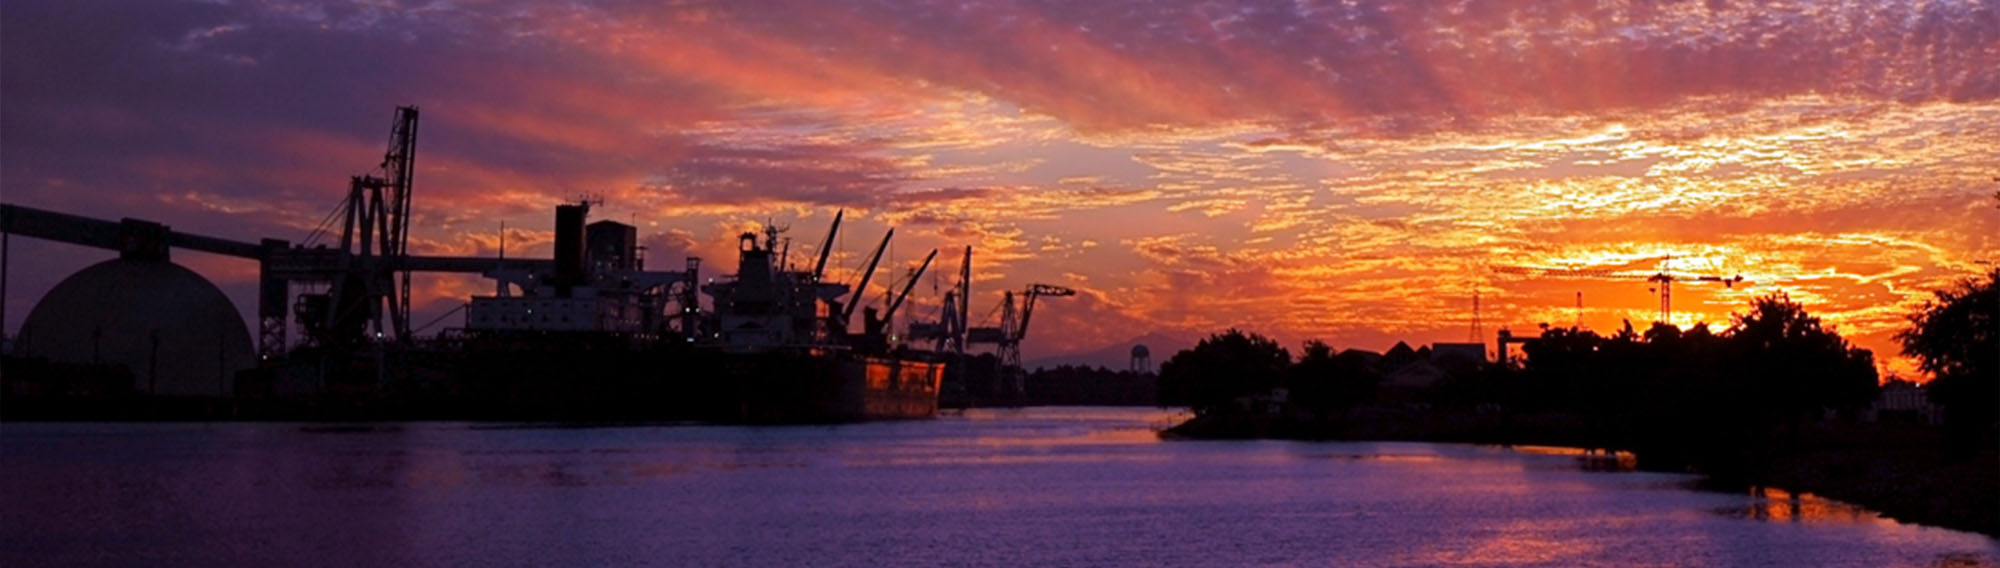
xmin=1492 ymin=260 xmax=1746 ymax=325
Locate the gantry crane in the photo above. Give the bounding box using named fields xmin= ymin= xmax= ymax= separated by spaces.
xmin=907 ymin=246 xmax=971 ymax=353
xmin=295 ymin=106 xmax=421 ymax=350
xmin=1492 ymin=259 xmax=1746 ymax=325
xmin=967 ymin=283 xmax=1076 ymax=369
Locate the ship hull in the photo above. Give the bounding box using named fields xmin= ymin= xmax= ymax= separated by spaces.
xmin=728 ymin=351 xmax=945 ymax=423
xmin=13 ymin=331 xmax=947 ymax=423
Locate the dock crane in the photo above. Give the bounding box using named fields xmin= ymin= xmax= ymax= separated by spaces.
xmin=837 ymin=228 xmax=894 ymax=330
xmin=811 ymin=210 xmax=842 ymax=282
xmin=967 ymin=283 xmax=1076 ymax=370
xmin=295 ymin=106 xmax=421 ymax=350
xmin=1492 ymin=260 xmax=1746 ymax=325
xmin=907 ymin=246 xmax=971 ymax=353
xmin=858 ymin=248 xmax=937 ymax=343
xmin=881 ymin=248 xmax=938 ymax=327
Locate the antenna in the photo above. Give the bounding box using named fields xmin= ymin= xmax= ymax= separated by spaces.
xmin=1468 ymin=287 xmax=1482 ymax=343
xmin=1575 ymin=291 xmax=1583 ymax=329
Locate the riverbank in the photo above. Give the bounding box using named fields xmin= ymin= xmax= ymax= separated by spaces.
xmin=1162 ymin=410 xmax=1999 ymax=538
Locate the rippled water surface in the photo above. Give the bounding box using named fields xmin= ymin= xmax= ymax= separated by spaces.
xmin=4 ymin=408 xmax=1994 ymax=566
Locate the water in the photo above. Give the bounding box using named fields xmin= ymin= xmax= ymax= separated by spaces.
xmin=3 ymin=407 xmax=1993 ymax=567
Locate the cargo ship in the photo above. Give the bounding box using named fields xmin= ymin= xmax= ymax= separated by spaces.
xmin=1 ymin=108 xmax=949 ymax=422
xmin=444 ymin=203 xmax=947 ymax=422
xmin=695 ymin=221 xmax=945 ymax=422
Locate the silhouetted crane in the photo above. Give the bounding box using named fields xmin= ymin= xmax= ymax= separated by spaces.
xmin=838 ymin=228 xmax=894 ymax=329
xmin=907 ymin=246 xmax=971 ymax=353
xmin=881 ymin=248 xmax=938 ymax=327
xmin=966 ymin=283 xmax=1076 ymax=369
xmin=1493 ymin=259 xmax=1745 ymax=325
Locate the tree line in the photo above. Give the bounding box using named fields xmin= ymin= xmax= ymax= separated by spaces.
xmin=1159 ymin=270 xmax=1998 ymax=464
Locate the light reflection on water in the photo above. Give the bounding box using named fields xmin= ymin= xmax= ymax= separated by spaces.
xmin=1715 ymin=486 xmax=1888 ymax=526
xmin=2 ymin=407 xmax=1993 ymax=567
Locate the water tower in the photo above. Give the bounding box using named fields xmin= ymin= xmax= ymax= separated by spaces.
xmin=1130 ymin=344 xmax=1151 ymax=374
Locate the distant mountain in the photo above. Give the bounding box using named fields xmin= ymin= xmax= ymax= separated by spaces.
xmin=1025 ymin=331 xmax=1201 ymax=373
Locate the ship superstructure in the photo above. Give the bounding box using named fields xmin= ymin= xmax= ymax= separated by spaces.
xmin=466 ymin=201 xmax=700 ymax=337
xmin=701 ymin=225 xmax=850 ymax=350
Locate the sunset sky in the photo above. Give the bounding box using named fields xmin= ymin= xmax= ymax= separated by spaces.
xmin=3 ymin=0 xmax=1995 ymax=377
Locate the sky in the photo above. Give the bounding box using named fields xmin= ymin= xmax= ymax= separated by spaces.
xmin=2 ymin=0 xmax=1996 ymax=377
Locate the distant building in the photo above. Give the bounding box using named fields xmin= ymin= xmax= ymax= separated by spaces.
xmin=1376 ymin=341 xmax=1485 ymax=396
xmin=1382 ymin=341 xmax=1419 ymax=369
xmin=1236 ymin=387 xmax=1288 ymax=415
xmin=1429 ymin=343 xmax=1485 ymax=374
xmin=1336 ymin=348 xmax=1383 ymax=369
xmin=1382 ymin=359 xmax=1445 ymax=390
xmin=1866 ymin=381 xmax=1940 ymax=425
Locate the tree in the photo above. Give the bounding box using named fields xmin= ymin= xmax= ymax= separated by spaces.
xmin=1284 ymin=341 xmax=1339 ymax=416
xmin=1898 ymin=268 xmax=1999 ymax=450
xmin=1728 ymin=292 xmax=1879 ymax=417
xmin=1517 ymin=326 xmax=1606 ymax=411
xmin=1285 ymin=340 xmax=1380 ymax=417
xmin=1157 ymin=329 xmax=1290 ymax=415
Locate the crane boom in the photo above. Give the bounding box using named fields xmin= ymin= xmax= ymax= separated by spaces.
xmin=957 ymin=246 xmax=971 ymax=353
xmin=1015 ymin=283 xmax=1075 ymax=342
xmin=883 ymin=249 xmax=937 ymax=322
xmin=811 ymin=210 xmax=843 ymax=281
xmin=384 ymin=106 xmax=419 ymax=342
xmin=840 ymin=229 xmax=893 ymax=326
xmin=1492 ymin=263 xmax=1746 ymax=325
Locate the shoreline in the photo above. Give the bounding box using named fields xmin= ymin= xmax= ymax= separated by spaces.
xmin=1161 ymin=410 xmax=2000 ymax=538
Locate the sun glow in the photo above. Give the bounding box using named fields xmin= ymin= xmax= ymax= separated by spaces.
xmin=1 ymin=0 xmax=1993 ymax=378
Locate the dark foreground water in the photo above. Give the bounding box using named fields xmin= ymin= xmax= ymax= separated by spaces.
xmin=3 ymin=407 xmax=1994 ymax=567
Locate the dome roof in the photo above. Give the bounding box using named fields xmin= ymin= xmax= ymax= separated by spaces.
xmin=14 ymin=258 xmax=253 ymax=397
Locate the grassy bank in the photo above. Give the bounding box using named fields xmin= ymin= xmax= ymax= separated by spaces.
xmin=1162 ymin=410 xmax=1999 ymax=538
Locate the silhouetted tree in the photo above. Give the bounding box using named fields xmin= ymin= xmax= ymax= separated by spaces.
xmin=1158 ymin=329 xmax=1290 ymax=415
xmin=1899 ymin=268 xmax=1999 ymax=452
xmin=1285 ymin=341 xmax=1339 ymax=417
xmin=1026 ymin=364 xmax=1156 ymax=406
xmin=1495 ymin=295 xmax=1874 ymax=472
xmin=1518 ymin=326 xmax=1606 ymax=411
xmin=1285 ymin=340 xmax=1381 ymax=417
xmin=1729 ymin=292 xmax=1880 ymax=419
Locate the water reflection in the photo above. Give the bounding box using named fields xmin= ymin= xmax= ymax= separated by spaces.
xmin=1506 ymin=445 xmax=1639 ymax=471
xmin=1423 ymin=518 xmax=1603 ymax=566
xmin=3 ymin=410 xmax=1994 ymax=568
xmin=1714 ymin=486 xmax=1889 ymax=526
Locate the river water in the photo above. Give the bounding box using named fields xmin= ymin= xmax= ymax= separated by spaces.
xmin=3 ymin=407 xmax=1993 ymax=567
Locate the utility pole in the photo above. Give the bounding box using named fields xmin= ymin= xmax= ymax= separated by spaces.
xmin=1576 ymin=291 xmax=1584 ymax=329
xmin=1467 ymin=288 xmax=1482 ymax=343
